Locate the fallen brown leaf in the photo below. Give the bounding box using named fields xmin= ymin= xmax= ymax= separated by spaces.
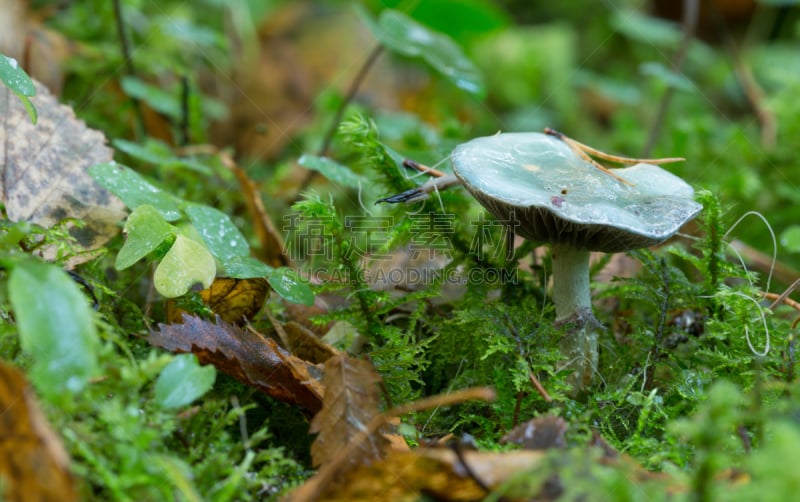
xmin=0 ymin=360 xmax=77 ymax=502
xmin=149 ymin=314 xmax=323 ymax=413
xmin=293 ymin=448 xmax=546 ymax=502
xmin=309 ymin=354 xmax=390 ymax=468
xmin=291 ymin=387 xmax=495 ymax=501
xmin=275 ymin=319 xmax=338 ymax=365
xmin=200 ymin=277 xmax=270 ymax=324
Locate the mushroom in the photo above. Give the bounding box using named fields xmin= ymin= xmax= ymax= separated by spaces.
xmin=451 ymin=132 xmax=702 ymax=390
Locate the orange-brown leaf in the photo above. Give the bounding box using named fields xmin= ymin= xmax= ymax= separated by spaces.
xmin=149 ymin=314 xmax=322 ymax=413
xmin=0 ymin=361 xmax=77 ymax=502
xmin=309 ymin=355 xmax=390 ymax=468
xmin=200 ymin=277 xmax=270 ymax=324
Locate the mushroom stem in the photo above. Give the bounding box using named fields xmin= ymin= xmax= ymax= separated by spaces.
xmin=551 ymin=244 xmax=600 ymax=390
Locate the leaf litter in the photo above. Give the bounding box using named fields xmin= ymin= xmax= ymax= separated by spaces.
xmin=0 ymin=78 xmax=125 ymax=262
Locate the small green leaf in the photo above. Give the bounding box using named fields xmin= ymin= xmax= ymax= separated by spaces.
xmin=0 ymin=54 xmax=35 ymax=96
xmin=9 ymin=260 xmax=98 ymax=402
xmin=89 ymin=162 xmax=183 ymax=221
xmin=155 ymin=354 xmax=216 ymax=409
xmin=640 ymin=62 xmax=694 ymax=92
xmin=121 ymin=76 xmax=181 ymax=118
xmin=780 ymin=225 xmax=800 ymax=253
xmin=116 ymin=205 xmax=175 ymax=270
xmin=610 ymin=9 xmax=682 ymax=48
xmin=298 ymin=154 xmax=367 ymax=189
xmin=113 ymin=138 xmax=174 ymax=165
xmin=154 ymin=235 xmax=216 ymax=298
xmin=222 ymin=255 xmax=273 ymax=278
xmin=0 ymin=54 xmax=38 ymax=123
xmin=185 ymin=204 xmax=250 ymax=262
xmin=268 ymin=267 xmax=314 ymax=305
xmin=113 ymin=138 xmax=212 ymax=175
xmin=364 ymin=9 xmax=485 ymax=98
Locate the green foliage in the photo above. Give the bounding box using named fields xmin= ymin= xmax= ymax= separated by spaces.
xmin=360 ymin=8 xmax=486 ymax=97
xmin=0 ymin=52 xmax=37 ymax=122
xmin=6 ymin=259 xmax=98 ymax=404
xmin=90 ymin=163 xmax=313 ymax=303
xmin=4 ymin=2 xmax=800 ymax=499
xmin=154 ymin=353 xmax=217 ymax=409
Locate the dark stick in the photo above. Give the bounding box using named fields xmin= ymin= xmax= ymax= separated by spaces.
xmin=179 ymin=75 xmax=190 ymax=146
xmin=112 ymin=0 xmax=145 ymax=139
xmin=642 ymin=0 xmax=699 ymax=157
xmin=295 ymin=44 xmax=385 ymax=196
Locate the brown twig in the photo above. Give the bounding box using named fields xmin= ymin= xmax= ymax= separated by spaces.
xmin=765 ymin=278 xmax=800 ymax=312
xmin=529 ymin=372 xmax=553 ymax=403
xmin=544 ymin=128 xmax=687 ymax=187
xmin=642 ymin=0 xmax=699 ymax=157
xmin=111 ymin=0 xmax=145 ymax=139
xmin=403 ymin=159 xmax=446 ymax=178
xmin=296 ymin=44 xmax=385 ymax=196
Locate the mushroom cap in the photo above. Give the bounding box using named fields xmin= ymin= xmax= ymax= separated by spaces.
xmin=452 ymin=132 xmax=702 ymax=253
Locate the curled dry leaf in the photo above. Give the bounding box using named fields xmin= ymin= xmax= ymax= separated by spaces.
xmin=309 ymin=354 xmax=391 ymax=469
xmin=270 ymin=317 xmax=338 ymax=365
xmin=0 ymin=78 xmax=126 ymax=263
xmin=298 ymin=448 xmax=546 ymax=502
xmin=149 ymin=314 xmax=323 ymax=413
xmin=0 ymin=361 xmax=77 ymax=502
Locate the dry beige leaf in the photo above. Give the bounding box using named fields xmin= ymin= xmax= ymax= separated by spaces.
xmin=0 ymin=78 xmax=126 ymax=262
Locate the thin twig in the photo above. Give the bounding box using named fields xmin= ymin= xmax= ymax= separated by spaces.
xmin=112 ymin=0 xmax=145 ymax=139
xmin=179 ymin=75 xmax=190 ymax=146
xmin=529 ymin=372 xmax=553 ymax=403
xmin=296 ymin=44 xmax=385 ymax=196
xmin=764 ymin=278 xmax=800 ymax=312
xmin=403 ymin=159 xmax=446 ymax=178
xmin=642 ymin=0 xmax=699 ymax=157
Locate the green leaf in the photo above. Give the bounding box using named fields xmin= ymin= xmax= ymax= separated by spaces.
xmin=154 ymin=235 xmax=216 ymax=298
xmin=121 ymin=76 xmax=181 ymax=118
xmin=640 ymin=62 xmax=694 ymax=92
xmin=268 ymin=267 xmax=314 ymax=305
xmin=113 ymin=138 xmax=213 ymax=175
xmin=116 ymin=205 xmax=175 ymax=270
xmin=154 ymin=354 xmax=216 ymax=409
xmin=89 ymin=162 xmax=183 ymax=221
xmin=365 ymin=9 xmax=485 ymax=98
xmin=9 ymin=260 xmax=98 ymax=401
xmin=185 ymin=204 xmax=250 ymax=262
xmin=780 ymin=225 xmax=800 ymax=253
xmin=222 ymin=255 xmax=273 ymax=278
xmin=298 ymin=154 xmax=366 ymax=189
xmin=610 ymin=9 xmax=682 ymax=47
xmin=0 ymin=54 xmax=38 ymax=123
xmin=0 ymin=54 xmax=35 ymax=96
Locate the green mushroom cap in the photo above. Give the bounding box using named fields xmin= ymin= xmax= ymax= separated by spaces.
xmin=452 ymin=132 xmax=702 ymax=253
